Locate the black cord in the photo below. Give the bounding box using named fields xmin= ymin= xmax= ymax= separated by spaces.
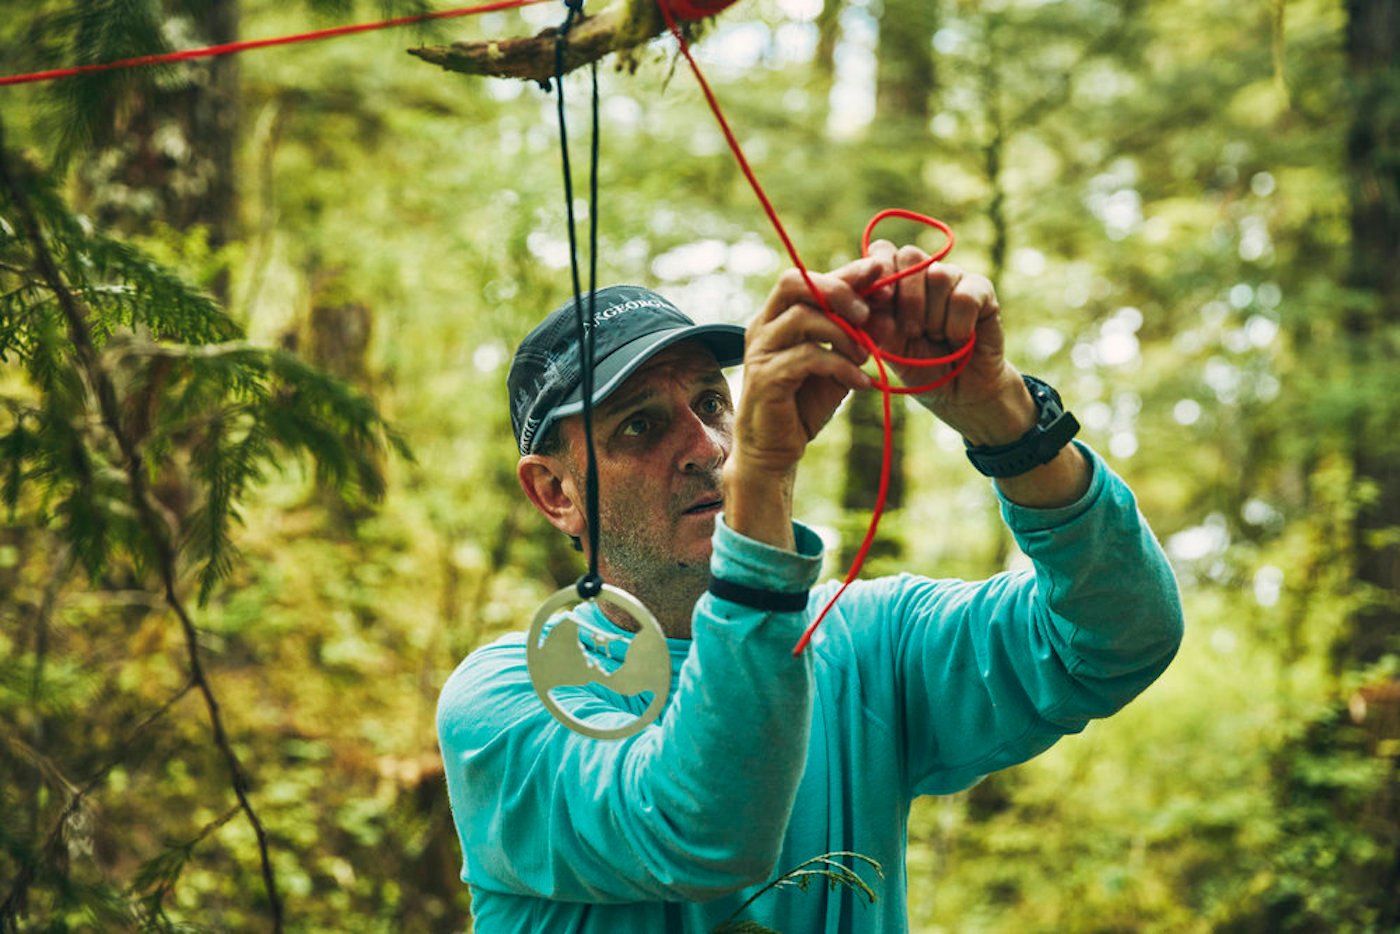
xmin=554 ymin=1 xmax=603 ymax=601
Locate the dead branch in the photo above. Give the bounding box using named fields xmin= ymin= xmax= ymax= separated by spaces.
xmin=408 ymin=0 xmax=682 ymax=84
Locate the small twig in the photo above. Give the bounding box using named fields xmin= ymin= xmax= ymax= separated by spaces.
xmin=0 ymin=122 xmax=283 ymax=931
xmin=715 ymin=851 xmax=883 ymax=930
xmin=135 ymin=803 xmax=243 ymax=921
xmin=101 ymin=336 xmax=263 ymax=364
xmin=0 ymin=724 xmax=81 ymax=800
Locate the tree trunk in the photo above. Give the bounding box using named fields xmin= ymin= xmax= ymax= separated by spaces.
xmin=1342 ymin=0 xmax=1400 ymax=921
xmin=1342 ymin=0 xmax=1400 ymax=668
xmin=814 ymin=0 xmax=843 ymax=89
xmin=840 ymin=0 xmax=937 ymax=566
xmin=73 ymin=2 xmax=242 ymax=550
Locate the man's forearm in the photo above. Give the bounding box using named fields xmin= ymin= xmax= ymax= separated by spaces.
xmin=936 ymin=371 xmax=1092 ymax=509
xmin=994 ymin=442 xmax=1092 ymax=509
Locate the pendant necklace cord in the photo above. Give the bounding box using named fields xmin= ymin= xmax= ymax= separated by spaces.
xmin=534 ymin=13 xmax=671 ymax=741
xmin=554 ymin=0 xmax=603 ymax=601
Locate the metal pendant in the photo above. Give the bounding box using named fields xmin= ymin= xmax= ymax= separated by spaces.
xmin=526 ymin=583 xmax=671 ymax=740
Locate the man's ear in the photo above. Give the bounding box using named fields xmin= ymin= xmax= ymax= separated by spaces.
xmin=517 ymin=455 xmax=585 ymax=541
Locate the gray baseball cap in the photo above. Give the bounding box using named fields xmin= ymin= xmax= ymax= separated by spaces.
xmin=507 ymin=285 xmax=747 ymax=455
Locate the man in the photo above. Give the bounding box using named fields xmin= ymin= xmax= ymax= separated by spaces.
xmin=437 ymin=244 xmax=1183 ymax=932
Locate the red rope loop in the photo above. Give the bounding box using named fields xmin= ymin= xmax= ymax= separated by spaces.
xmin=856 ymin=208 xmax=975 ymax=390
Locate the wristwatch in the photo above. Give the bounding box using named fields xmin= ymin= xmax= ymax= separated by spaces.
xmin=964 ymin=375 xmax=1080 ymax=478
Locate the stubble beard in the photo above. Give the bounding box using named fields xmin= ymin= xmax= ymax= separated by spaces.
xmin=592 ymin=485 xmax=717 ymax=639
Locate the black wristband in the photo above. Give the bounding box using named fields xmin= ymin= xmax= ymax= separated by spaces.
xmin=707 ymin=576 xmax=809 ymax=613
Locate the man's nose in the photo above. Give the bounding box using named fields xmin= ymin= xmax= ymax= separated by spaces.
xmin=678 ymin=410 xmax=727 ymax=474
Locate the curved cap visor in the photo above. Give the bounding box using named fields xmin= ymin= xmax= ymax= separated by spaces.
xmin=531 ymin=323 xmax=744 ymax=452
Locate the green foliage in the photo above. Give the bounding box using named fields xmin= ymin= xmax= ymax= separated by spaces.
xmin=6 ymin=0 xmax=443 ymax=170
xmin=20 ymin=0 xmax=175 ymax=164
xmin=0 ymin=149 xmax=404 ymax=600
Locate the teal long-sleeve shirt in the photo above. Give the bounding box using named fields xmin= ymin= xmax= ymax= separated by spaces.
xmin=437 ymin=445 xmax=1184 ymax=932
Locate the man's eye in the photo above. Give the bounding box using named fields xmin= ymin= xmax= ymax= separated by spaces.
xmin=619 ymin=416 xmax=650 ymax=437
xmin=698 ymin=395 xmax=728 ymax=416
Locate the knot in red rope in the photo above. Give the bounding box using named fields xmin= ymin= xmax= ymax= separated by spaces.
xmin=851 ymin=208 xmax=973 ymax=394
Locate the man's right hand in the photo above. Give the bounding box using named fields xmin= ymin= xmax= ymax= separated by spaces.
xmin=722 ymin=258 xmax=892 ymax=550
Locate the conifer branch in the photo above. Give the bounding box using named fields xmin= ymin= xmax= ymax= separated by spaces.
xmin=1 ymin=682 xmax=194 ymax=928
xmin=132 ymin=803 xmax=243 ymax=926
xmin=0 ymin=124 xmax=285 ymax=932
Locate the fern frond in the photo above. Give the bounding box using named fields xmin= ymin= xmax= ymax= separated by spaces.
xmin=185 ymin=410 xmax=244 ymax=605
xmin=4 ymin=139 xmax=407 ymax=610
xmin=0 ymin=283 xmax=49 ymax=363
xmin=130 ymin=803 xmax=239 ymax=928
xmin=81 ymin=235 xmax=240 ymax=345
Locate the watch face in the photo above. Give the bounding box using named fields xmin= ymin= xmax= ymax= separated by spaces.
xmin=1023 ymin=375 xmax=1063 ymax=426
xmin=1024 ymin=375 xmax=1058 ymax=403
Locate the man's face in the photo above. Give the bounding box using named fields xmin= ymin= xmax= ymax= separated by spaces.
xmin=558 ymin=341 xmax=734 ymax=595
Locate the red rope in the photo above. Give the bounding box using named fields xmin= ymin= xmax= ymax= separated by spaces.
xmin=0 ymin=0 xmax=554 ymax=88
xmin=663 ymin=0 xmax=742 ymax=21
xmin=655 ymin=0 xmax=976 ymax=655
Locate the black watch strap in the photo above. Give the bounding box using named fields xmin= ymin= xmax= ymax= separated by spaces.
xmin=964 ymin=375 xmax=1080 ymax=479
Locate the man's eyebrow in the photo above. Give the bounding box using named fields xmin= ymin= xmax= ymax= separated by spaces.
xmin=598 ymin=386 xmax=658 ymax=419
xmin=696 ymin=371 xmax=729 ymax=390
xmin=597 ymin=370 xmax=728 ymax=420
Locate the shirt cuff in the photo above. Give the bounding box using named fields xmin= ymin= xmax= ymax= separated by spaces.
xmin=995 ymin=441 xmax=1106 ymax=534
xmin=710 ymin=514 xmax=825 ymax=593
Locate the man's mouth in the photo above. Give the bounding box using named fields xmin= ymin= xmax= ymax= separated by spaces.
xmin=682 ymin=496 xmax=724 ymax=516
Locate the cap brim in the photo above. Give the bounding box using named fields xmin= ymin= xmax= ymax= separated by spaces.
xmin=543 ymin=323 xmax=745 ymax=436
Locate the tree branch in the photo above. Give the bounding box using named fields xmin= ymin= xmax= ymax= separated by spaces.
xmin=0 ymin=124 xmax=284 ymax=931
xmin=408 ymin=0 xmax=678 ymax=84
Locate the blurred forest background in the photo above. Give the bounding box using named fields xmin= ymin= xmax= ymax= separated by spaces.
xmin=2 ymin=0 xmax=1398 ymax=929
